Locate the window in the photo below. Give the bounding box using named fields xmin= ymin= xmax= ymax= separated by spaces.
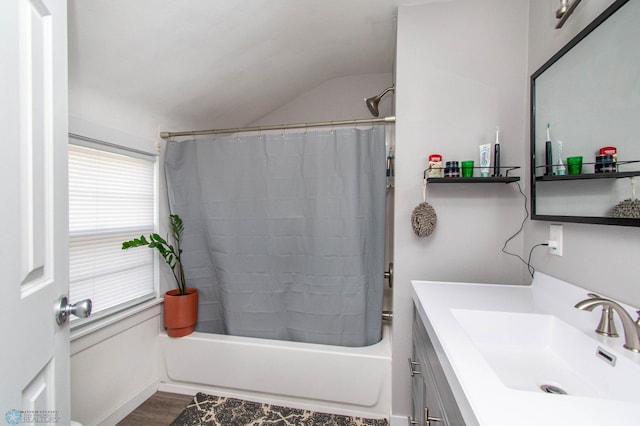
xmin=68 ymin=137 xmax=157 ymax=324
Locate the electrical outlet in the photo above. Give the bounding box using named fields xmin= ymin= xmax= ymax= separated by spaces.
xmin=549 ymin=224 xmax=563 ymax=256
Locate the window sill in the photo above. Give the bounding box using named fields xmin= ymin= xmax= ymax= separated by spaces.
xmin=70 ymin=297 xmax=164 ymax=355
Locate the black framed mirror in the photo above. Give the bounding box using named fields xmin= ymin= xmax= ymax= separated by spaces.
xmin=530 ymin=0 xmax=640 ymax=226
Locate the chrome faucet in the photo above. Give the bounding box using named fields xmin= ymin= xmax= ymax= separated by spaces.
xmin=575 ymin=294 xmax=640 ymax=353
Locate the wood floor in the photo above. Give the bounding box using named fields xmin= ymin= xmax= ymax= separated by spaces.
xmin=117 ymin=392 xmax=194 ymax=426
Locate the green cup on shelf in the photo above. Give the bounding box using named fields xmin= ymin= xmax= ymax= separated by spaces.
xmin=461 ymin=160 xmax=474 ymax=177
xmin=566 ymin=156 xmax=583 ymax=175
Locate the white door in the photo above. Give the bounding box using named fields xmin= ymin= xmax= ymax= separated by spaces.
xmin=0 ymin=0 xmax=71 ymax=423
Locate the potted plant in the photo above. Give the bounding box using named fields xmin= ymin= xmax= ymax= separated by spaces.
xmin=122 ymin=214 xmax=198 ymax=337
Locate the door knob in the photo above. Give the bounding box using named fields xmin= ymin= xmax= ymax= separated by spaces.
xmin=55 ymin=296 xmax=92 ymax=325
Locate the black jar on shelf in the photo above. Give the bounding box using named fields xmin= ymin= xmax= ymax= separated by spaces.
xmin=444 ymin=161 xmax=460 ymax=177
xmin=595 ymin=154 xmax=616 ymax=173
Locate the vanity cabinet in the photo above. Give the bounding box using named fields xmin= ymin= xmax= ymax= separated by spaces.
xmin=410 ymin=308 xmax=466 ymax=426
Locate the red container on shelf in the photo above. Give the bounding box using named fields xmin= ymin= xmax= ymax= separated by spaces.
xmin=599 ymin=146 xmax=617 ymax=162
xmin=428 ymin=154 xmax=443 ymax=178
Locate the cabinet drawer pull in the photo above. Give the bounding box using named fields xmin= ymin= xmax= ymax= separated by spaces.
xmin=408 ymin=357 xmax=421 ymax=376
xmin=424 ymin=407 xmax=442 ymax=425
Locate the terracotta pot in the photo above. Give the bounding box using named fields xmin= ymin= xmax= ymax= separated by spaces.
xmin=164 ymin=288 xmax=198 ymax=337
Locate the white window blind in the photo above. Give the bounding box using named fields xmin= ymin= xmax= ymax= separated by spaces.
xmin=68 ymin=141 xmax=156 ymax=323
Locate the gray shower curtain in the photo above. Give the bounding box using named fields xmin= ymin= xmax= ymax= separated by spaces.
xmin=164 ymin=126 xmax=386 ymax=347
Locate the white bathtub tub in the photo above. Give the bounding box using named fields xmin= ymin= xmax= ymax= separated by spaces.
xmin=159 ymin=324 xmax=391 ymax=419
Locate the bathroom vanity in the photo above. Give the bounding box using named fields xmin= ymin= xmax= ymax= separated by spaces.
xmin=411 ymin=273 xmax=640 ymax=426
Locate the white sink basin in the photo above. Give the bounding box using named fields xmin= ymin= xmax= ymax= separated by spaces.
xmin=451 ymin=309 xmax=639 ymax=403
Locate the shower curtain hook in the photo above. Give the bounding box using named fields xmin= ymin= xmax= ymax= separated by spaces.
xmin=304 ymin=123 xmax=308 ymax=136
xmin=281 ymin=127 xmax=286 ymax=138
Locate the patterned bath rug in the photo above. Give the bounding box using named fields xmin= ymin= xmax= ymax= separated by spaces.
xmin=171 ymin=392 xmax=389 ymax=426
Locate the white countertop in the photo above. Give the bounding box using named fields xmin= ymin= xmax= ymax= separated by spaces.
xmin=411 ymin=272 xmax=640 ymax=426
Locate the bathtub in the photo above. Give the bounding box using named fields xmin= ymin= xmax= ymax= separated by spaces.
xmin=159 ymin=324 xmax=391 ymax=419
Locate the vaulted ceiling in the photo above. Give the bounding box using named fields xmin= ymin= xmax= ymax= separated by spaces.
xmin=68 ymin=1 xmax=423 ymax=132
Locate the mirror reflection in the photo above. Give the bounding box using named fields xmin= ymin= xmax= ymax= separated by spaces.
xmin=531 ymin=0 xmax=640 ymax=225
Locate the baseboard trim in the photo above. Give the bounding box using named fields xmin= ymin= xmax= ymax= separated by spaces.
xmin=96 ymin=381 xmax=158 ymax=426
xmin=157 ymin=382 xmax=198 ymax=396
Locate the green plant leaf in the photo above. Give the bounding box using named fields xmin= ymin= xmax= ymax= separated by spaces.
xmin=122 ymin=235 xmax=150 ymax=250
xmin=120 ymin=214 xmax=187 ymax=293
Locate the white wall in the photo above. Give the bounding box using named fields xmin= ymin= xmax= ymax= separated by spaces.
xmin=70 ymin=308 xmax=161 ymax=425
xmin=250 ymin=73 xmax=394 ymax=125
xmin=526 ymin=0 xmax=640 ymax=307
xmin=393 ymin=0 xmax=529 ymax=417
xmin=69 ymin=89 xmax=165 ymax=145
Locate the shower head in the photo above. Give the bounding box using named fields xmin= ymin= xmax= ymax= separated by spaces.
xmin=364 ymin=86 xmax=395 ymax=117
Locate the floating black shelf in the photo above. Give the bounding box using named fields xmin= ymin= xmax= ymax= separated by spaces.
xmin=424 ymin=166 xmax=521 ymax=184
xmin=427 ymin=176 xmax=520 ymax=184
xmin=535 ymin=171 xmax=640 ymax=181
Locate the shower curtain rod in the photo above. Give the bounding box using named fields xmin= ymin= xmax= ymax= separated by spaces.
xmin=159 ymin=116 xmax=395 ymax=139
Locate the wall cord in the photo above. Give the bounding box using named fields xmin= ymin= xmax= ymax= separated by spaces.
xmin=501 ymin=181 xmax=548 ymax=277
